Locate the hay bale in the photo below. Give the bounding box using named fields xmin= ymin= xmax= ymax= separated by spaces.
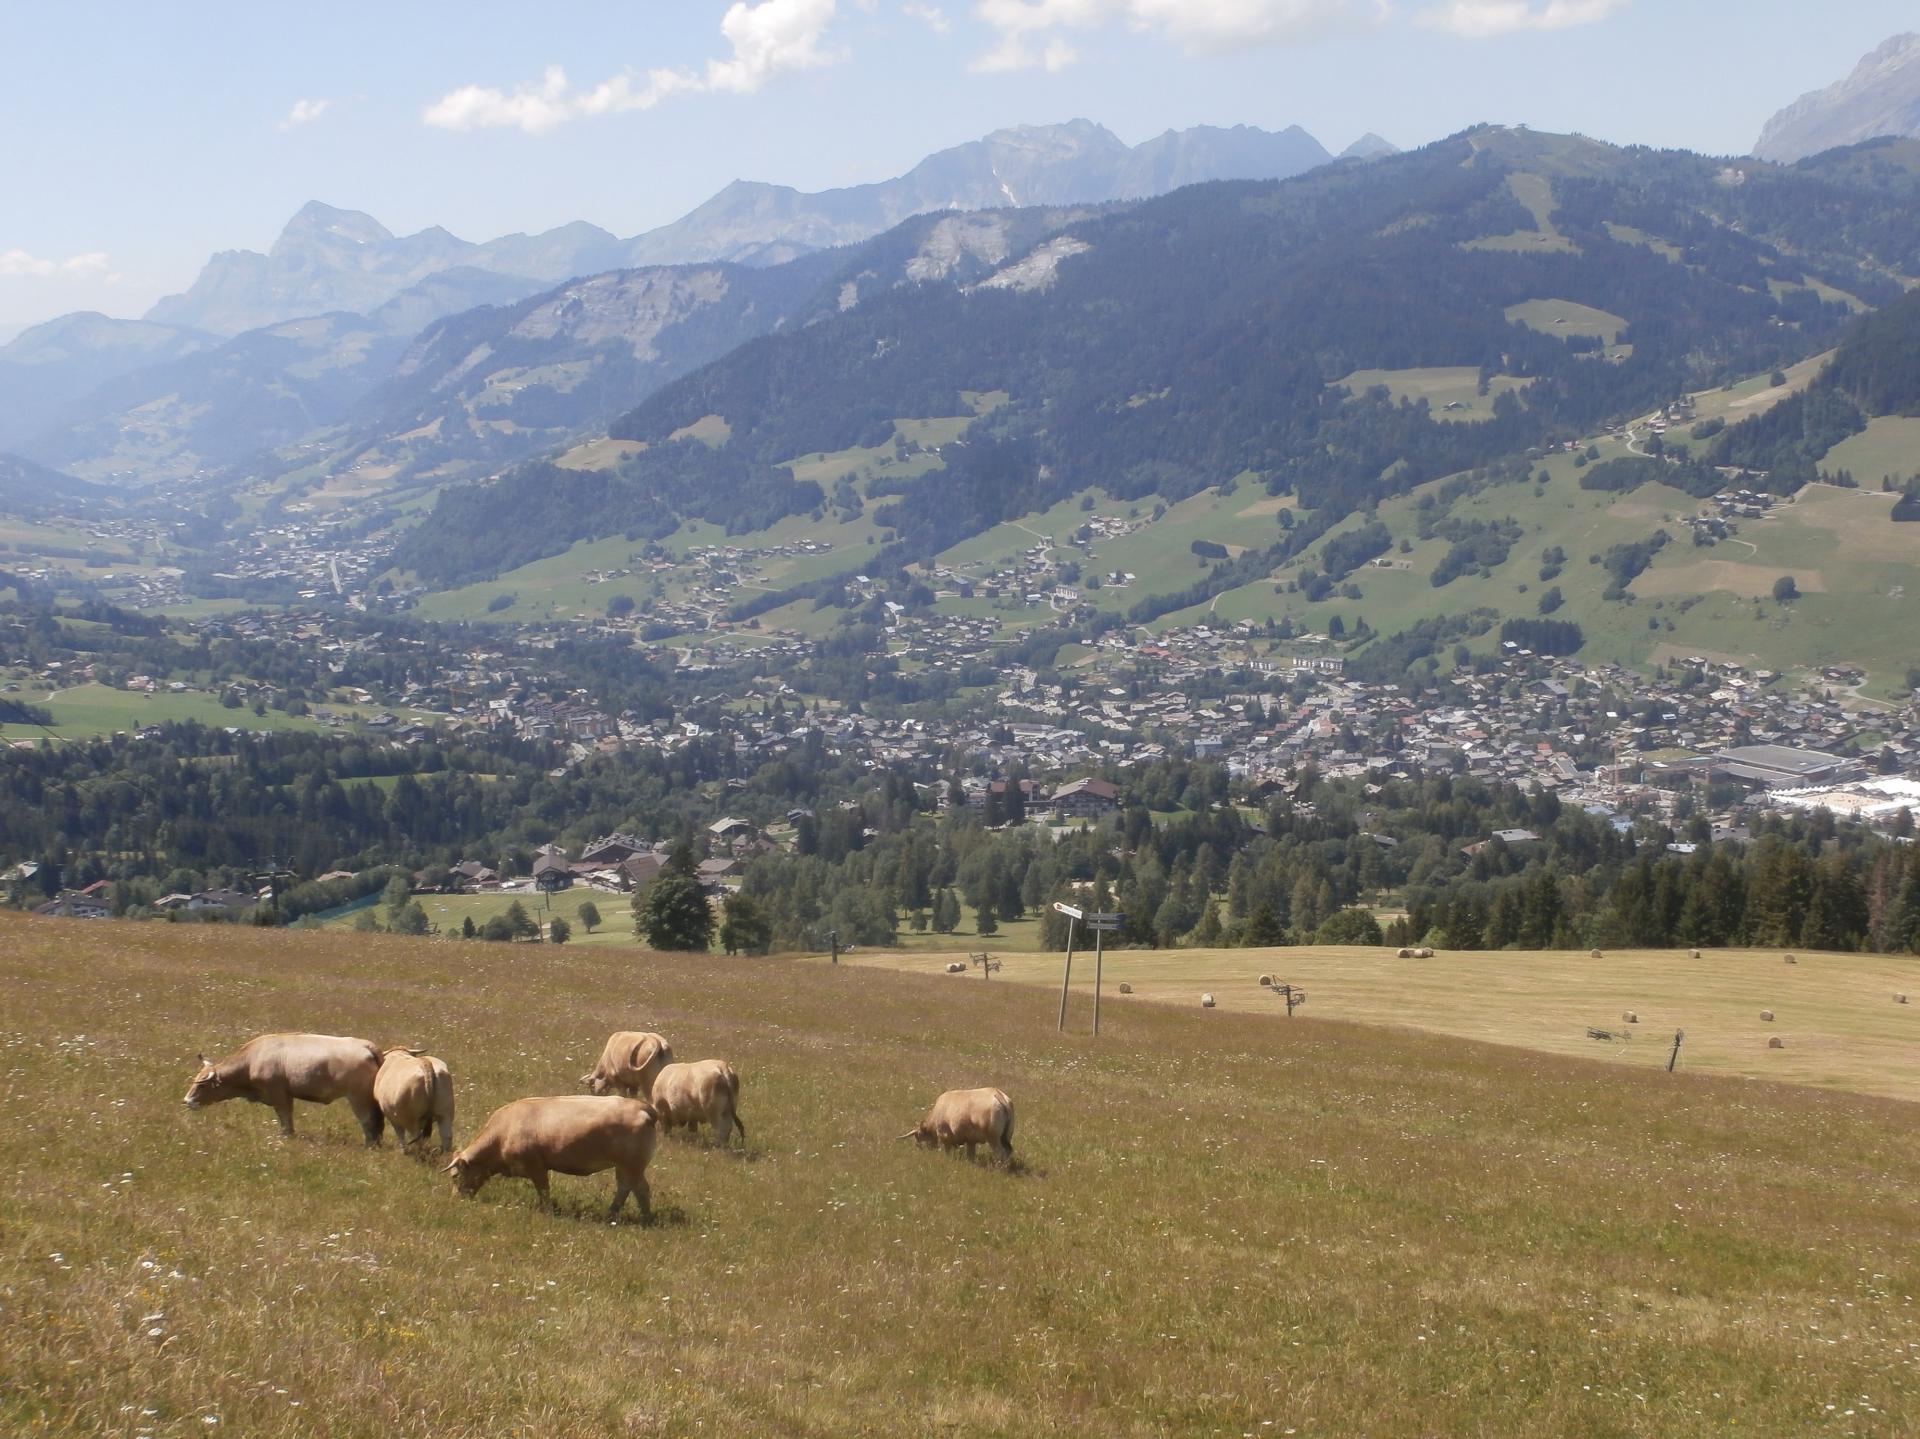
xmin=1759 ymin=1009 xmax=1774 ymax=1022
xmin=1768 ymin=1036 xmax=1785 ymax=1049
xmin=1118 ymin=982 xmax=1133 ymax=995
xmin=1623 ymin=1011 xmax=1638 ymax=1024
xmin=1396 ymin=948 xmax=1413 ymax=959
xmin=1689 ymin=949 xmax=1701 ymax=960
xmin=1590 ymin=948 xmax=1604 ymax=959
xmin=1258 ymin=974 xmax=1274 ymax=987
xmin=1415 ymin=947 xmax=1435 ymax=959
xmin=945 ymin=961 xmax=966 ymax=974
xmin=1898 ymin=993 xmax=1909 ymax=1005
xmin=1783 ymin=953 xmax=1797 ymax=965
xmin=1200 ymin=993 xmax=1216 ymax=1009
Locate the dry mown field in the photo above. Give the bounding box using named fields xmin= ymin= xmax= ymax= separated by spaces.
xmin=5 ymin=914 xmax=1920 ymax=1436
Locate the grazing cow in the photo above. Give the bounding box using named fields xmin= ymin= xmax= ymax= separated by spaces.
xmin=580 ymin=1031 xmax=674 ymax=1098
xmin=648 ymin=1060 xmax=746 ymax=1146
xmin=444 ymin=1095 xmax=657 ymax=1221
xmin=374 ymin=1048 xmax=455 ymax=1153
xmin=900 ymin=1087 xmax=1015 ymax=1163
xmin=182 ymin=1033 xmax=383 ymax=1143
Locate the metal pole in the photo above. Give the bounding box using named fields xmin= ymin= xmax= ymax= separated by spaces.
xmin=1056 ymin=918 xmax=1076 ymax=1032
xmin=1093 ymin=925 xmax=1104 ymax=1036
xmin=1667 ymin=1029 xmax=1683 ymax=1072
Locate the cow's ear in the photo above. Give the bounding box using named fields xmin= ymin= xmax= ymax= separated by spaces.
xmin=196 ymin=1052 xmax=208 ymax=1066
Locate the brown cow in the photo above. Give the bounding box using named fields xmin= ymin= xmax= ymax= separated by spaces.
xmin=444 ymin=1095 xmax=658 ymax=1221
xmin=374 ymin=1048 xmax=455 ymax=1153
xmin=183 ymin=1033 xmax=383 ymax=1143
xmin=900 ymin=1087 xmax=1015 ymax=1163
xmin=581 ymin=1031 xmax=674 ymax=1098
xmin=648 ymin=1059 xmax=746 ymax=1146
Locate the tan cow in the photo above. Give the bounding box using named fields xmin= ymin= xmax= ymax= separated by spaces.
xmin=444 ymin=1095 xmax=658 ymax=1221
xmin=183 ymin=1033 xmax=383 ymax=1143
xmin=900 ymin=1087 xmax=1014 ymax=1163
xmin=581 ymin=1031 xmax=674 ymax=1098
xmin=374 ymin=1048 xmax=455 ymax=1153
xmin=648 ymin=1059 xmax=746 ymax=1146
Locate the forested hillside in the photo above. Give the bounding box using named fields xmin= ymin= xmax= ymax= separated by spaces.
xmin=400 ymin=126 xmax=1917 ymax=589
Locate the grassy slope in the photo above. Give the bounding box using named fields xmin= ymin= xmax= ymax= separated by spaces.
xmin=0 ymin=682 xmax=332 ymax=742
xmin=847 ymin=941 xmax=1920 ymax=1105
xmin=6 ymin=915 xmax=1920 ymax=1436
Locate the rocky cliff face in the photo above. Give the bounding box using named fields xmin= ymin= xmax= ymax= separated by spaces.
xmin=1756 ymin=34 xmax=1920 ymax=162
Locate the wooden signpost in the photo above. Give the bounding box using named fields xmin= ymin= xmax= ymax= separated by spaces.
xmin=1054 ymin=903 xmax=1123 ymax=1034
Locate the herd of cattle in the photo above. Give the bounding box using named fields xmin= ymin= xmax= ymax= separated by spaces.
xmin=182 ymin=1030 xmax=1017 ymax=1221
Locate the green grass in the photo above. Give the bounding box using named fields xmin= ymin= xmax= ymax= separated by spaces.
xmin=0 ymin=683 xmax=330 ymax=742
xmin=1462 ymin=173 xmax=1580 ymax=254
xmin=1335 ymin=366 xmax=1534 ymax=422
xmin=329 ymin=889 xmax=639 ymax=946
xmin=1505 ymin=298 xmax=1628 ymax=344
xmin=1820 ymin=416 xmax=1920 ymax=486
xmin=9 ymin=915 xmax=1920 ymax=1435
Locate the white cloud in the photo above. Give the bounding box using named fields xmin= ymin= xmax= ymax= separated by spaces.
xmin=968 ymin=0 xmax=1375 ymax=70
xmin=1416 ymin=0 xmax=1627 ymax=38
xmin=278 ymin=97 xmax=332 ymax=131
xmin=424 ymin=0 xmax=843 ymax=134
xmin=0 ymin=249 xmax=111 ymax=280
xmin=903 ymin=1 xmax=953 ymax=35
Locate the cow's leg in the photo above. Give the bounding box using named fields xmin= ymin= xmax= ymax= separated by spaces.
xmin=618 ymin=1167 xmax=651 ymax=1222
xmin=529 ymin=1170 xmax=552 ymax=1211
xmin=713 ymin=1110 xmax=733 ymax=1147
xmin=265 ymin=1087 xmax=295 ymax=1139
xmin=352 ymin=1096 xmax=384 ymax=1147
xmin=435 ymin=1115 xmax=453 ymax=1154
xmin=965 ymin=1141 xmax=978 ymax=1161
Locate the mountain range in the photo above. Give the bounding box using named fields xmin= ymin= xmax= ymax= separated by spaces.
xmin=397 ymin=125 xmax=1920 ymax=590
xmin=0 ymin=119 xmax=1382 ymax=478
xmin=1755 ymin=33 xmax=1920 ymax=161
xmin=144 ymin=120 xmax=1361 ymax=338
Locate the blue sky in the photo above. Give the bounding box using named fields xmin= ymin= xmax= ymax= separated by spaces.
xmin=2 ymin=1 xmax=1913 ymax=332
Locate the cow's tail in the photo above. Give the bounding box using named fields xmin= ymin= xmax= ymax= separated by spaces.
xmin=726 ymin=1065 xmax=746 ymax=1139
xmin=1000 ymin=1098 xmax=1015 ymax=1156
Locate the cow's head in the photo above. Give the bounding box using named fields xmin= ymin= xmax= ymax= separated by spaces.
xmin=182 ymin=1053 xmax=236 ymax=1110
xmin=443 ymin=1154 xmax=478 ymax=1196
xmin=897 ymin=1122 xmax=932 ymax=1147
xmin=581 ymin=1068 xmax=611 ymax=1095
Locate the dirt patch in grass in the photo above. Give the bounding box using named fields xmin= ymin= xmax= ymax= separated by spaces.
xmin=1635 ymin=560 xmax=1827 ymax=598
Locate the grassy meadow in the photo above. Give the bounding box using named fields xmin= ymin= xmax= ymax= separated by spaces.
xmin=7 ymin=913 xmax=1920 ymax=1435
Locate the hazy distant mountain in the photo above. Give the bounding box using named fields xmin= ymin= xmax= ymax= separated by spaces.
xmin=623 ymin=120 xmax=1332 ymax=266
xmin=1756 ymin=34 xmax=1920 ymax=161
xmin=0 ymin=451 xmax=108 ymax=514
xmin=0 ymin=312 xmax=212 ymax=449
xmin=144 ymin=202 xmax=616 ymax=336
xmin=140 ymin=122 xmax=1342 ymax=337
xmin=1340 ymin=133 xmax=1399 ymax=160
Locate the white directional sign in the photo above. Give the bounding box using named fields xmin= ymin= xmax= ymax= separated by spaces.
xmin=1052 ymin=901 xmax=1085 ymax=920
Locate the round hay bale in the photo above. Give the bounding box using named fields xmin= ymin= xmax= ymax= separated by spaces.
xmin=945 ymin=961 xmax=966 ymax=974
xmin=1623 ymin=1011 xmax=1638 ymax=1024
xmin=1396 ymin=948 xmax=1413 ymax=959
xmin=1118 ymin=982 xmax=1133 ymax=995
xmin=1416 ymin=947 xmax=1435 ymax=959
xmin=1200 ymin=993 xmax=1216 ymax=1009
xmin=1898 ymin=993 xmax=1909 ymax=1005
xmin=1259 ymin=974 xmax=1274 ymax=987
xmin=1767 ymin=1036 xmax=1785 ymax=1049
xmin=1590 ymin=948 xmax=1604 ymax=959
xmin=1759 ymin=1009 xmax=1775 ymax=1022
xmin=1783 ymin=953 xmax=1797 ymax=965
xmin=1689 ymin=949 xmax=1701 ymax=960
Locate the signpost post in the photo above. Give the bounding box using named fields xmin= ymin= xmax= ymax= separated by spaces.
xmin=1088 ymin=912 xmax=1123 ymax=1035
xmin=1053 ymin=902 xmax=1082 ymax=1032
